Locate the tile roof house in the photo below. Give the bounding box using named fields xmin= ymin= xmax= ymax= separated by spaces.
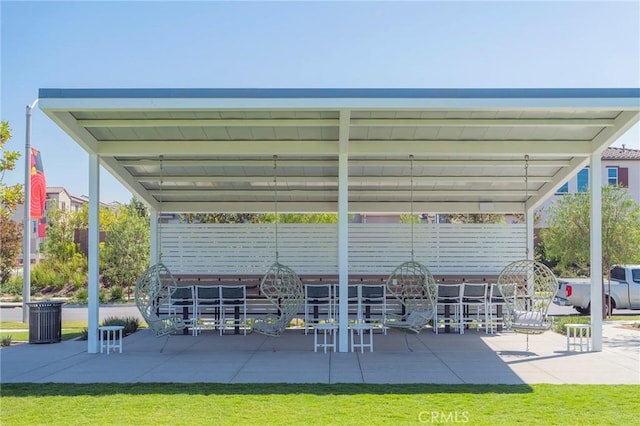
xmin=537 ymin=146 xmax=640 ymax=227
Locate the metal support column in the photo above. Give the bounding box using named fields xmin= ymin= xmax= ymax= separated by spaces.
xmin=590 ymin=152 xmax=603 ymax=351
xmin=338 ymin=110 xmax=350 ymax=352
xmin=87 ymin=153 xmax=100 ymax=353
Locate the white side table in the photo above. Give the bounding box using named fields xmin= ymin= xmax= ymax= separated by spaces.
xmin=350 ymin=323 xmax=374 ymax=353
xmin=566 ymin=324 xmax=590 ymax=352
xmin=99 ymin=325 xmax=124 ymax=354
xmin=314 ymin=323 xmax=338 ymax=353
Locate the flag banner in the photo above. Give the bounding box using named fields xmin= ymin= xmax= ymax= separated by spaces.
xmin=37 ymin=218 xmax=47 ymax=238
xmin=30 ymin=147 xmax=46 ymax=219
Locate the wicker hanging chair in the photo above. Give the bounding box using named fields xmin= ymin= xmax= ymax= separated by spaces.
xmin=252 ymin=155 xmax=304 ymax=337
xmin=135 ymin=263 xmax=186 ymax=337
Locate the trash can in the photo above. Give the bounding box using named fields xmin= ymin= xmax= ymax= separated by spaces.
xmin=27 ymin=301 xmax=64 ymax=343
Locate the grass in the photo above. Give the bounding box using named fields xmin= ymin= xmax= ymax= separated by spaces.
xmin=1 ymin=383 xmax=638 ymax=425
xmin=0 ymin=321 xmax=88 ymax=342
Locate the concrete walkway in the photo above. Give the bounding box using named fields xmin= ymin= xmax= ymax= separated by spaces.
xmin=1 ymin=322 xmax=638 ymax=384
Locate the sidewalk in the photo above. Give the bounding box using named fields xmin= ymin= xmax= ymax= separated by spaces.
xmin=1 ymin=322 xmax=638 ymax=384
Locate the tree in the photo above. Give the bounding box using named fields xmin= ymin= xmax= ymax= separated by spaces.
xmin=101 ymin=202 xmax=150 ymax=299
xmin=540 ymin=185 xmax=640 ymax=316
xmin=447 ymin=214 xmax=506 ymax=224
xmin=69 ymin=203 xmax=118 ymax=231
xmin=0 ymin=220 xmax=22 ymax=284
xmin=40 ymin=206 xmax=79 ymax=264
xmin=262 ymin=213 xmax=337 ymax=224
xmin=179 ymin=213 xmax=264 ymax=223
xmin=0 ymin=121 xmax=24 ymax=283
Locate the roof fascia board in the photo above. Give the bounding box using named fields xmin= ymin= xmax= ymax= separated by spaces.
xmin=39 ymin=87 xmax=640 ymax=110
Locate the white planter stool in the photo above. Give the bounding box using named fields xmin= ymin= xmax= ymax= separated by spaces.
xmin=350 ymin=323 xmax=374 ymax=353
xmin=566 ymin=324 xmax=590 ymax=352
xmin=99 ymin=325 xmax=124 ymax=354
xmin=313 ymin=323 xmax=338 ymax=353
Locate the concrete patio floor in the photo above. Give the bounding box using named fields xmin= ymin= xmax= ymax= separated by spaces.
xmin=1 ymin=322 xmax=638 ymax=385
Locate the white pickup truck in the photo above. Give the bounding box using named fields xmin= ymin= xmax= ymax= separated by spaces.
xmin=554 ymin=265 xmax=640 ymax=314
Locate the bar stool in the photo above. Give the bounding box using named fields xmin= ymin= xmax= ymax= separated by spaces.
xmin=350 ymin=323 xmax=374 ymax=353
xmin=313 ymin=323 xmax=338 ymax=353
xmin=566 ymin=324 xmax=590 ymax=352
xmin=99 ymin=325 xmax=124 ymax=354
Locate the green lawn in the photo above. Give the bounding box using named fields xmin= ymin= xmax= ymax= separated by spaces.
xmin=0 ymin=321 xmax=87 ymax=342
xmin=1 ymin=384 xmax=638 ymax=425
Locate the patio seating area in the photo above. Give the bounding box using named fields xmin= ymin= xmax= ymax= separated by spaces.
xmin=1 ymin=321 xmax=638 ymax=384
xmin=158 ymin=277 xmax=515 ymax=338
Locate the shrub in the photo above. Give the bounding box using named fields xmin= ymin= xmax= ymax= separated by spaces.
xmin=0 ymin=274 xmax=22 ymax=295
xmin=72 ymin=288 xmax=88 ymax=304
xmin=1 ymin=336 xmax=12 ymax=347
xmin=79 ymin=328 xmax=88 ymax=340
xmin=552 ymin=315 xmax=590 ymax=336
xmin=108 ymin=286 xmax=124 ymax=303
xmin=30 ymin=264 xmax=65 ymax=292
xmin=101 ymin=316 xmax=140 ymax=336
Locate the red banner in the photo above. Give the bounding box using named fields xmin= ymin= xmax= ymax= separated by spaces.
xmin=30 ymin=147 xmax=46 ymax=219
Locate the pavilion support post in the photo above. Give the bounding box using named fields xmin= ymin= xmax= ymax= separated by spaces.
xmin=150 ymin=208 xmax=158 ymax=265
xmin=338 ymin=110 xmax=350 ymax=352
xmin=87 ymin=153 xmax=100 ymax=353
xmin=590 ymin=152 xmax=603 ymax=351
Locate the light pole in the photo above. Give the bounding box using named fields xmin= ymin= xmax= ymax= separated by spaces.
xmin=22 ymin=99 xmax=39 ymax=322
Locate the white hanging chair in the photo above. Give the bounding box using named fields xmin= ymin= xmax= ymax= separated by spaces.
xmin=385 ymin=260 xmax=437 ymax=333
xmin=384 ymin=156 xmax=437 ymax=333
xmin=135 ymin=262 xmax=186 ymax=337
xmin=497 ymin=259 xmax=558 ymax=336
xmin=134 ymin=157 xmax=186 ymax=337
xmin=252 ymin=262 xmax=305 ymax=337
xmin=495 ymin=156 xmax=559 ymax=350
xmin=252 ymin=155 xmax=304 ymax=337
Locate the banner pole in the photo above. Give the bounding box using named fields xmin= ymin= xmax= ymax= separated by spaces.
xmin=22 ymin=99 xmax=38 ymax=322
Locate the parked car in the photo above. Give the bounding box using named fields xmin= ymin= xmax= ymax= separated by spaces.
xmin=554 ymin=265 xmax=640 ymax=314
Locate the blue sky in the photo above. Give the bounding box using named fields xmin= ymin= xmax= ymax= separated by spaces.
xmin=2 ymin=1 xmax=639 ymax=203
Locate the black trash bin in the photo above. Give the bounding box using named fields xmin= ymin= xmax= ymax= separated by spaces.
xmin=27 ymin=301 xmax=64 ymax=343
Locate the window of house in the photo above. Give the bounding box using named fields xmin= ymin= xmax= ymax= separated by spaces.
xmin=556 ymin=182 xmax=569 ymax=194
xmin=607 ymin=167 xmax=618 ymax=186
xmin=577 ymin=168 xmax=589 ymax=192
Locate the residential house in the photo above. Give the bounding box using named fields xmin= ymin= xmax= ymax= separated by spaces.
xmin=537 ymin=147 xmax=640 ymax=227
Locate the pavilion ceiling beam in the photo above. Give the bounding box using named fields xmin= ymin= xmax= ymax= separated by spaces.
xmin=99 ymin=139 xmax=591 ymax=157
xmin=136 ymin=175 xmax=551 ymax=184
xmin=160 ymin=201 xmax=338 ymax=213
xmin=137 ymin=175 xmax=339 ymax=183
xmin=118 ymin=158 xmax=571 ymax=168
xmin=351 ymin=202 xmax=525 ymax=214
xmin=158 ymin=201 xmax=524 ymax=214
xmin=349 ymin=159 xmax=572 ymax=167
xmin=589 ymin=111 xmax=640 ymax=152
xmin=350 ymin=118 xmax=614 ymax=127
xmin=148 ymin=189 xmax=535 ymax=198
xmin=118 ymin=159 xmax=339 ymax=167
xmin=78 ymin=118 xmax=339 ymax=127
xmin=348 ymin=140 xmax=594 ymax=157
xmin=97 ymin=140 xmax=338 ymax=156
xmin=528 ymin=156 xmax=591 ymax=211
xmin=100 ymin=157 xmax=161 ymax=209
